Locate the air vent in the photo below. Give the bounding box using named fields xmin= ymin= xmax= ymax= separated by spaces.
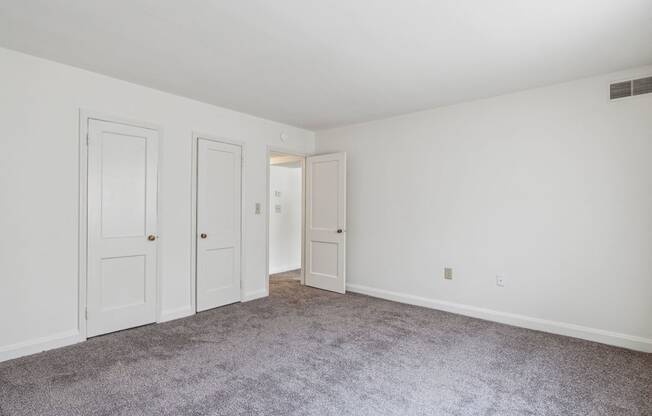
xmin=633 ymin=76 xmax=652 ymax=96
xmin=610 ymin=81 xmax=632 ymax=100
xmin=610 ymin=76 xmax=652 ymax=100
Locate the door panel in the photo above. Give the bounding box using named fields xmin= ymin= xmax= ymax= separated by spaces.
xmin=200 ymin=247 xmax=235 ymax=291
xmin=100 ymin=134 xmax=147 ymax=237
xmin=310 ymin=160 xmax=340 ymax=230
xmin=100 ymin=255 xmax=146 ymax=310
xmin=310 ymin=241 xmax=339 ymax=277
xmin=87 ymin=119 xmax=158 ymax=337
xmin=305 ymin=153 xmax=346 ymax=293
xmin=196 ymin=139 xmax=242 ymax=311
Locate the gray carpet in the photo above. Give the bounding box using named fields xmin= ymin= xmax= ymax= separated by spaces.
xmin=1 ymin=280 xmax=650 ymax=416
xmin=270 ymin=269 xmax=301 ymax=281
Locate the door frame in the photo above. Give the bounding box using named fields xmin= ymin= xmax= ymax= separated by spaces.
xmin=78 ymin=109 xmax=163 ymax=340
xmin=190 ymin=132 xmax=246 ymax=312
xmin=265 ymin=146 xmax=307 ymax=295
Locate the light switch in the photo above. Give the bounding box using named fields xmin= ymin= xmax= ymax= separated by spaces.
xmin=444 ymin=267 xmax=453 ymax=280
xmin=255 ymin=203 xmax=261 ymax=215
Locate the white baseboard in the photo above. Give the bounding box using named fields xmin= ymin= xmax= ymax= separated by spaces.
xmin=0 ymin=329 xmax=83 ymax=363
xmin=159 ymin=305 xmax=195 ymax=323
xmin=347 ymin=283 xmax=652 ymax=353
xmin=242 ymin=289 xmax=268 ymax=302
xmin=269 ymin=265 xmax=301 ymax=275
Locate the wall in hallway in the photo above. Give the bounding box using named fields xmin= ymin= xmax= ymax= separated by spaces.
xmin=269 ymin=165 xmax=302 ymax=274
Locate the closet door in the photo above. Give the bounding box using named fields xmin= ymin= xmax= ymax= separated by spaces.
xmin=196 ymin=139 xmax=242 ymax=311
xmin=87 ymin=119 xmax=159 ymax=337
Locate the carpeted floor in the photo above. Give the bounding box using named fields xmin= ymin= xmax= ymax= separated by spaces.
xmin=1 ymin=280 xmax=650 ymax=416
xmin=270 ymin=269 xmax=301 ymax=281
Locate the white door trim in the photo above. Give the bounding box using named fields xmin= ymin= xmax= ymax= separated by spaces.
xmin=190 ymin=132 xmax=246 ymax=312
xmin=265 ymin=146 xmax=307 ymax=295
xmin=78 ymin=109 xmax=163 ymax=341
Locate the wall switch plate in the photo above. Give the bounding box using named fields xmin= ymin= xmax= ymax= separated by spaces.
xmin=444 ymin=267 xmax=453 ymax=280
xmin=496 ymin=275 xmax=505 ymax=287
xmin=255 ymin=203 xmax=262 ymax=215
xmin=275 ymin=204 xmax=282 ymax=213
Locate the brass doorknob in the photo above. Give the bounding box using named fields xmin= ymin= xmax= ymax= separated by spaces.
xmin=200 ymin=233 xmax=207 ymax=239
xmin=147 ymin=235 xmax=156 ymax=241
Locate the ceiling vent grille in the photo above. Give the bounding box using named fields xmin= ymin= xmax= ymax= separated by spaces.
xmin=633 ymin=76 xmax=652 ymax=96
xmin=610 ymin=81 xmax=632 ymax=100
xmin=610 ymin=76 xmax=652 ymax=100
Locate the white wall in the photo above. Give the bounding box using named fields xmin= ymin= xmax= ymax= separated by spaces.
xmin=268 ymin=166 xmax=302 ymax=274
xmin=0 ymin=47 xmax=315 ymax=361
xmin=317 ymin=66 xmax=652 ymax=352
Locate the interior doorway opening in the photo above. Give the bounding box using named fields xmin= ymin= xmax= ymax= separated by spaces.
xmin=268 ymin=151 xmax=305 ymax=289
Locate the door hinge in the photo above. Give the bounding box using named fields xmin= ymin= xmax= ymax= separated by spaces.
xmin=85 ymin=307 xmax=88 ymax=320
xmin=86 ymin=133 xmax=90 ymax=145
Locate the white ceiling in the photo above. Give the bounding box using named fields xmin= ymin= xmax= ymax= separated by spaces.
xmin=1 ymin=1 xmax=651 ymax=130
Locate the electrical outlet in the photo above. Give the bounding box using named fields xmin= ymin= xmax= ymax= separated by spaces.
xmin=496 ymin=275 xmax=505 ymax=287
xmin=444 ymin=267 xmax=453 ymax=280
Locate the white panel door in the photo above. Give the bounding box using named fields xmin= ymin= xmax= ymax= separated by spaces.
xmin=87 ymin=119 xmax=158 ymax=337
xmin=305 ymin=153 xmax=346 ymax=293
xmin=196 ymin=139 xmax=242 ymax=311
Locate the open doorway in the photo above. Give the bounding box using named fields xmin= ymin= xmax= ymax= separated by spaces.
xmin=267 ymin=151 xmax=305 ymax=290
